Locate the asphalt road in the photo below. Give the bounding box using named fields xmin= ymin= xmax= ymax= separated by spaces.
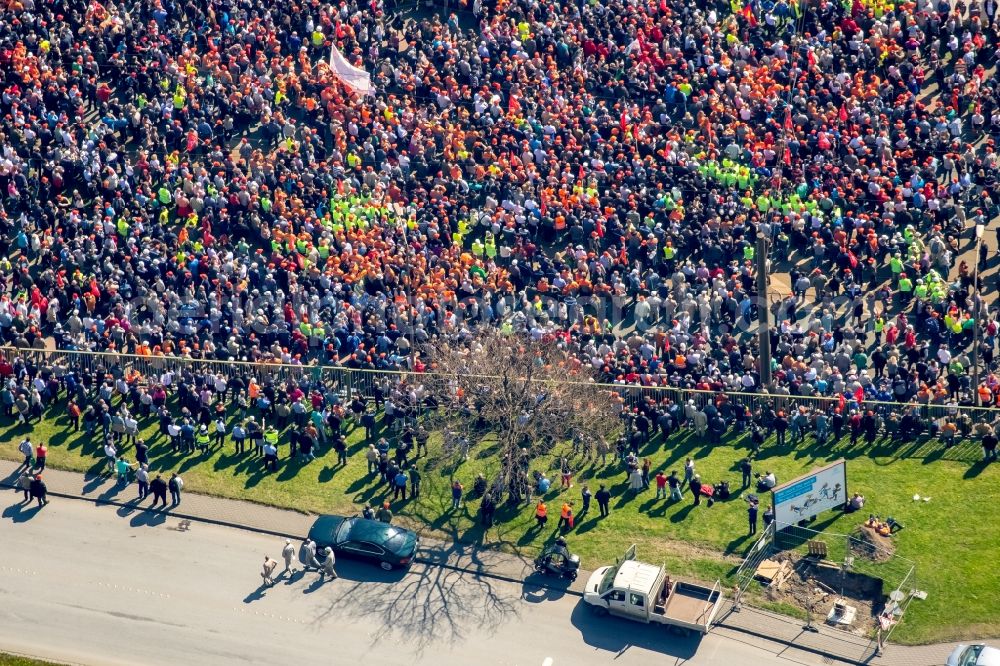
xmin=0 ymin=498 xmax=820 ymax=666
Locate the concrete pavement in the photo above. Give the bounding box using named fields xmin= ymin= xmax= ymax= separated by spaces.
xmin=0 ymin=458 xmax=972 ymax=666
xmin=2 ymin=497 xmax=843 ymax=666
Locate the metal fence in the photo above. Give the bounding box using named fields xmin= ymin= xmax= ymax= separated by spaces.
xmin=732 ymin=520 xmax=918 ymax=658
xmin=4 ymin=346 xmax=1000 ymax=431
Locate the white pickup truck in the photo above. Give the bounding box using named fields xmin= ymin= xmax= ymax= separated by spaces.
xmin=582 ymin=545 xmax=724 ymax=635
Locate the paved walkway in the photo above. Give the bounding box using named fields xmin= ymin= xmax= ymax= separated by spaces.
xmin=0 ymin=458 xmax=972 ymax=666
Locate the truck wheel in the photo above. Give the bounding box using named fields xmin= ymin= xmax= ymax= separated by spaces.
xmin=591 ymin=605 xmax=608 ymax=617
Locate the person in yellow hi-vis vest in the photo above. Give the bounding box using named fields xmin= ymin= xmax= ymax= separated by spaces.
xmin=484 ymin=231 xmax=497 ymax=259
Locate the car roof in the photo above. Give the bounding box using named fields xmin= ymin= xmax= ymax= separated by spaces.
xmin=614 ymin=560 xmax=662 ymax=596
xmin=346 ymin=518 xmax=413 ymax=546
xmin=979 ymin=647 xmax=1000 ymax=666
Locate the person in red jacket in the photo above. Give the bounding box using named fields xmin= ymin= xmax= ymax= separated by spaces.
xmin=34 ymin=442 xmax=48 ymax=472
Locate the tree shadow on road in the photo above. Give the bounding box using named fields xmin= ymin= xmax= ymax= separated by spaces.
xmin=308 ymin=557 xmax=519 ymax=656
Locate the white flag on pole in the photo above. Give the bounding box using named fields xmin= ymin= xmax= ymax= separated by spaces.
xmin=329 ymin=44 xmax=373 ymax=97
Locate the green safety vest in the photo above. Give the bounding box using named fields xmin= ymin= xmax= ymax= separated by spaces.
xmin=898 ymin=278 xmax=913 ymax=293
xmin=196 ymin=432 xmax=210 ymax=445
xmin=158 ymin=187 xmax=171 ymax=204
xmin=264 ymin=430 xmax=279 ymax=445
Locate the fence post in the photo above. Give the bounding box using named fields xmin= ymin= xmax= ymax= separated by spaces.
xmin=345 ymin=369 xmax=353 ymax=402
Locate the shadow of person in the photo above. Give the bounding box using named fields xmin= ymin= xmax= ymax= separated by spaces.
xmin=303 ymin=573 xmax=328 ymax=594
xmin=243 ymin=584 xmax=268 ymax=604
xmin=2 ymin=501 xmax=42 ymax=523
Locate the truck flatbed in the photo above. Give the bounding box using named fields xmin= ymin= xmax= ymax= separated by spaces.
xmin=661 ymin=582 xmax=719 ymax=628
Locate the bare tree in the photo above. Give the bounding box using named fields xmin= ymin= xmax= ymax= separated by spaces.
xmin=423 ymin=329 xmax=619 ymax=504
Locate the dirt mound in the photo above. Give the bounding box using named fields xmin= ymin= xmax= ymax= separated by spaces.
xmin=762 ymin=552 xmax=885 ymax=637
xmin=850 ymin=526 xmax=896 ymax=563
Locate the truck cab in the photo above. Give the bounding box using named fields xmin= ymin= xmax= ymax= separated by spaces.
xmin=583 ymin=545 xmax=723 ymax=635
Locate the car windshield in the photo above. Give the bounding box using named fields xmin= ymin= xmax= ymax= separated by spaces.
xmin=959 ymin=646 xmax=984 ymax=666
xmin=599 ymin=565 xmax=618 ymax=594
xmin=334 ymin=517 xmax=357 ymax=543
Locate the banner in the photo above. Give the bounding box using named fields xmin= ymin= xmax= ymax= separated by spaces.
xmin=771 ymin=459 xmax=847 ymax=529
xmin=329 ymin=45 xmax=373 ymax=97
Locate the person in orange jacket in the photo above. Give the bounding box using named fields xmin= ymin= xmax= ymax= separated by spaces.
xmin=535 ymin=500 xmax=548 ymax=528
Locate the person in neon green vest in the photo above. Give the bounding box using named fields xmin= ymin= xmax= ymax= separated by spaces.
xmin=889 ymin=253 xmax=903 ymax=278
xmin=484 ymin=231 xmax=497 ymax=259
xmin=897 ymin=273 xmax=913 ymax=297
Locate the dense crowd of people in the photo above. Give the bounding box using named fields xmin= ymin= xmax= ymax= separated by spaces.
xmin=3 ymin=0 xmax=1000 ymax=414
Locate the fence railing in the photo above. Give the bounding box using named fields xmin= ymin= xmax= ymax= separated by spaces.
xmin=732 ymin=521 xmax=917 ymax=658
xmin=3 ymin=346 xmax=999 ymax=430
xmin=733 ymin=521 xmax=776 ymax=609
xmin=4 ymin=346 xmax=1000 ymax=448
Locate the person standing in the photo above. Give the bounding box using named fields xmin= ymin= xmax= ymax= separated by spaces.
xmin=748 ymin=500 xmax=759 ymax=536
xmin=34 ymin=442 xmax=48 ymax=472
xmin=668 ymin=471 xmax=682 ymax=501
xmin=376 ymin=501 xmax=393 ymax=523
xmin=689 ymin=475 xmax=703 ymax=506
xmin=580 ymin=484 xmax=592 ymax=517
xmin=595 ymin=484 xmax=611 ymax=517
xmin=558 ymin=502 xmax=573 ymax=531
xmin=168 ymin=473 xmax=184 ymax=505
xmin=683 ymin=457 xmax=695 ymax=487
xmin=393 ymin=469 xmax=408 ymax=500
xmin=480 ymin=492 xmax=497 ymax=526
xmin=299 ymin=539 xmax=317 ymax=570
xmin=29 ymin=474 xmax=48 ymax=507
xmin=263 ymin=441 xmax=279 ymax=471
xmin=17 ymin=471 xmax=32 ymax=503
xmin=261 ymin=556 xmax=278 ymax=586
xmin=150 ymin=475 xmax=168 ymax=508
xmin=654 ymin=471 xmax=668 ymax=499
xmin=281 ymin=539 xmax=296 ymax=574
xmin=450 ymin=480 xmax=463 ymax=510
xmin=319 ymin=547 xmax=337 ymax=580
xmin=17 ymin=437 xmax=33 ymax=469
xmin=740 ymin=457 xmax=753 ymax=488
xmin=232 ymin=421 xmax=246 ymax=455
xmin=534 ymin=500 xmax=548 ymax=528
xmin=409 ymin=465 xmax=421 ymax=498
xmin=136 ymin=464 xmax=150 ymax=500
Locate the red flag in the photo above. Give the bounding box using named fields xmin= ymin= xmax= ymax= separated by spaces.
xmin=741 ymin=3 xmax=757 ymax=25
xmin=838 ymin=104 xmax=848 ymax=122
xmin=854 ymin=386 xmax=864 ymax=404
xmin=783 ymin=107 xmax=794 ymax=131
xmin=783 ymin=147 xmax=792 ymax=165
xmin=838 ymin=393 xmax=846 ymax=413
xmin=508 ymin=95 xmax=521 ymax=113
xmin=807 ymin=49 xmax=816 ymax=69
xmin=620 ymin=111 xmax=628 ymax=133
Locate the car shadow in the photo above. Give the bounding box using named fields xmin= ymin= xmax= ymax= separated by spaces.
xmin=569 ymin=599 xmax=702 ymax=659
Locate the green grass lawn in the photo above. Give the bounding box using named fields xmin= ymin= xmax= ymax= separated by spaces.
xmin=2 ymin=402 xmax=997 ymax=645
xmin=0 ymin=654 xmax=66 ymax=666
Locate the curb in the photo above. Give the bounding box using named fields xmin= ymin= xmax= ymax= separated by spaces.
xmin=713 ymin=608 xmax=878 ymax=666
xmin=3 ymin=477 xmax=891 ymax=662
xmin=0 ymin=478 xmax=584 ymax=599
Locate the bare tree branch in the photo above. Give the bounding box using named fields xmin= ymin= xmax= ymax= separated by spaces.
xmin=424 ymin=330 xmax=619 ymax=503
